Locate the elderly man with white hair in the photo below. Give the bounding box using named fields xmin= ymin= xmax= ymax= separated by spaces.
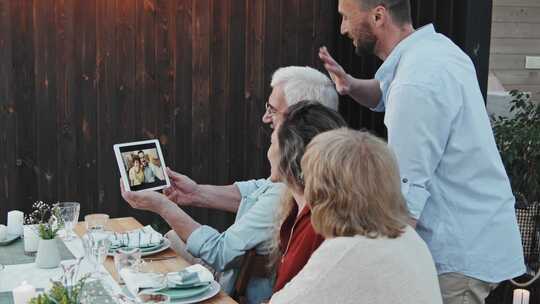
xmin=120 ymin=66 xmax=338 ymax=304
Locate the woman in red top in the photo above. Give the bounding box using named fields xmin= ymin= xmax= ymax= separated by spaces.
xmin=267 ymin=100 xmax=347 ymax=292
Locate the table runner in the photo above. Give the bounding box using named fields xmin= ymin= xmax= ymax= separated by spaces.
xmin=0 ymin=288 xmax=44 ymax=304
xmin=0 ymin=281 xmax=114 ymax=303
xmin=0 ymin=238 xmax=75 ymax=266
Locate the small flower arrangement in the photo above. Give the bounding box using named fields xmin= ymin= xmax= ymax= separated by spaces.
xmin=24 ymin=201 xmax=64 ymax=240
xmin=24 ymin=201 xmax=52 ymax=225
xmin=29 ymin=274 xmax=90 ymax=304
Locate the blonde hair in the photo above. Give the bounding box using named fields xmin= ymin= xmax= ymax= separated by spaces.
xmin=302 ymin=128 xmax=410 ymax=239
xmin=271 ymin=66 xmax=339 ymax=111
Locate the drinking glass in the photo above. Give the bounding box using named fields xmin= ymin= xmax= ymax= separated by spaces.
xmin=82 ymin=230 xmax=111 ymax=279
xmin=60 ymin=257 xmax=83 ymax=288
xmin=57 ymin=202 xmax=80 ymax=241
xmin=114 ymin=248 xmax=142 ymax=284
xmin=85 ymin=214 xmax=109 ymax=231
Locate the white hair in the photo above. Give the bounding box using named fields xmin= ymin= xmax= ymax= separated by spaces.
xmin=271 ymin=66 xmax=339 ymax=111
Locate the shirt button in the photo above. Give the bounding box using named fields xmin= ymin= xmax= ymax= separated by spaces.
xmin=402 ymin=178 xmax=408 ymax=183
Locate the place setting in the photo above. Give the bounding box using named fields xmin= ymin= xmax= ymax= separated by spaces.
xmin=108 ymin=225 xmax=171 ymax=257
xmin=115 ymin=253 xmax=221 ymax=304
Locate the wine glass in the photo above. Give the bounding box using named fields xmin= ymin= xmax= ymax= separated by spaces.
xmin=57 ymin=202 xmax=80 ymax=241
xmin=82 ymin=229 xmax=111 ymax=279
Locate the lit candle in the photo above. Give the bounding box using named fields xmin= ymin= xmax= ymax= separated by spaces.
xmin=513 ymin=289 xmax=530 ymax=304
xmin=0 ymin=224 xmax=7 ymax=241
xmin=7 ymin=210 xmax=24 ymax=236
xmin=12 ymin=281 xmax=36 ymax=304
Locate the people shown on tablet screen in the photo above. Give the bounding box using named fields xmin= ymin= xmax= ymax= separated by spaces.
xmin=128 ymin=156 xmax=145 ymax=186
xmin=123 ymin=148 xmax=166 ymax=188
xmin=150 ymin=156 xmax=165 ymax=181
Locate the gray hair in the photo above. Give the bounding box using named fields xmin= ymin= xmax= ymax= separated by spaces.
xmin=271 ymin=66 xmax=339 ymax=111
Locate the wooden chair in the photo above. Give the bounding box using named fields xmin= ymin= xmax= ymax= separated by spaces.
xmin=232 ymin=249 xmax=272 ymax=304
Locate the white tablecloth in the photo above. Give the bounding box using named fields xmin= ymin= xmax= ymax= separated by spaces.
xmin=0 ymin=236 xmax=122 ymax=295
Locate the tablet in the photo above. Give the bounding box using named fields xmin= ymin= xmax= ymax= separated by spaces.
xmin=113 ymin=139 xmax=171 ymax=192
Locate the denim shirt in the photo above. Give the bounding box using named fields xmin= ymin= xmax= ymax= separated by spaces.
xmin=373 ymin=24 xmax=525 ymax=282
xmin=186 ymin=179 xmax=285 ymax=303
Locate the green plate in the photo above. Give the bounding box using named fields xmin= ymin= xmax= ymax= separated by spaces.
xmin=150 ymin=284 xmax=212 ymax=301
xmin=110 ymin=239 xmax=163 ymax=251
xmin=108 ymin=238 xmax=170 ymax=257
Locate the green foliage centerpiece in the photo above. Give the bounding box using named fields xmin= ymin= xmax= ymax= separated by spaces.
xmin=29 ymin=275 xmax=89 ymax=304
xmin=29 ymin=201 xmax=64 ymax=269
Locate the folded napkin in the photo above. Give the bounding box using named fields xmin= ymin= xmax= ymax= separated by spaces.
xmin=110 ymin=225 xmax=163 ymax=250
xmin=120 ymin=264 xmax=214 ymax=297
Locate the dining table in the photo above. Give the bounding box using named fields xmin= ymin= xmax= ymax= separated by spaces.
xmin=0 ymin=216 xmax=237 ymax=304
xmin=74 ymin=217 xmax=237 ymax=304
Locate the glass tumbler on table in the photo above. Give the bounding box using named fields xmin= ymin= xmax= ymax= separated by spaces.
xmin=114 ymin=247 xmax=142 ymax=284
xmin=57 ymin=202 xmax=81 ymax=241
xmin=85 ymin=213 xmax=110 ymax=232
xmin=82 ymin=229 xmax=112 ymax=279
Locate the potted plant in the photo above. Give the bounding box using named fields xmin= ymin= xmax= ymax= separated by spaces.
xmin=23 ymin=201 xmax=51 ymax=254
xmin=29 ymin=274 xmax=89 ymax=304
xmin=33 ymin=203 xmax=63 ymax=269
xmin=492 ymin=89 xmax=540 ymax=269
xmin=492 ymin=90 xmax=540 ymax=205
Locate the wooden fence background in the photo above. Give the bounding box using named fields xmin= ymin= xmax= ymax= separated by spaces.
xmin=4 ymin=0 xmax=536 ymax=302
xmin=0 ymin=0 xmax=493 ymax=229
xmin=0 ymin=0 xmax=492 ymax=225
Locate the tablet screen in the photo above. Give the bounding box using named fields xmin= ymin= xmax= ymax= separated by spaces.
xmin=116 ymin=141 xmax=168 ymax=191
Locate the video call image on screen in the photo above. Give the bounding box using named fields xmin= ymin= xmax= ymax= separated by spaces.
xmin=120 ymin=143 xmax=166 ymax=191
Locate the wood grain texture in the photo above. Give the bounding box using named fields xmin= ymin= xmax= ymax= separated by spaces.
xmin=493 ymin=0 xmax=540 ymax=7
xmin=0 ymin=0 xmax=492 ymax=232
xmin=493 ymin=69 xmax=540 ymax=85
xmin=492 ymin=22 xmax=540 ymax=39
xmin=489 ymin=3 xmax=540 ymax=96
xmin=492 ymin=5 xmax=540 ymax=23
xmin=490 ymin=54 xmax=526 ymax=70
xmin=491 ymin=38 xmax=540 ymax=55
xmin=0 ymin=0 xmax=15 ymax=219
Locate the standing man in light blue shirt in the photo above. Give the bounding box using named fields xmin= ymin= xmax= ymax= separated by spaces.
xmin=319 ymin=1 xmax=525 ymax=303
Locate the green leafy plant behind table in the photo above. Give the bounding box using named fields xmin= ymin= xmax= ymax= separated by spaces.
xmin=492 ymin=90 xmax=540 ymax=205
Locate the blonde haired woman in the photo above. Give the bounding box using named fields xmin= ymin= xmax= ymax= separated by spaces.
xmin=270 ymin=128 xmax=442 ymax=304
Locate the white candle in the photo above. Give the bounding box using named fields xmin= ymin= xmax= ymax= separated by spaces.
xmin=7 ymin=210 xmax=24 ymax=236
xmin=23 ymin=225 xmax=39 ymax=252
xmin=12 ymin=281 xmax=36 ymax=304
xmin=0 ymin=224 xmax=7 ymax=241
xmin=513 ymin=289 xmax=530 ymax=304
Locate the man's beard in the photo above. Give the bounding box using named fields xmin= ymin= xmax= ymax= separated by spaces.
xmin=354 ymin=37 xmax=376 ymax=56
xmin=352 ymin=24 xmax=377 ymax=56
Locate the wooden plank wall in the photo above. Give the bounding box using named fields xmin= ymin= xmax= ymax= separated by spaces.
xmin=0 ymin=0 xmax=340 ymax=231
xmin=0 ymin=0 xmax=493 ymax=233
xmin=490 ymin=0 xmax=540 ymax=99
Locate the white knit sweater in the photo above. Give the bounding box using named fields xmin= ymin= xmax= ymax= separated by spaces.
xmin=270 ymin=226 xmax=443 ymax=304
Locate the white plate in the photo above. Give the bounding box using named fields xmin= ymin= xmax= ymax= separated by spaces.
xmin=0 ymin=234 xmax=20 ymax=246
xmin=108 ymin=238 xmax=171 ymax=257
xmin=169 ymin=280 xmax=221 ymax=304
